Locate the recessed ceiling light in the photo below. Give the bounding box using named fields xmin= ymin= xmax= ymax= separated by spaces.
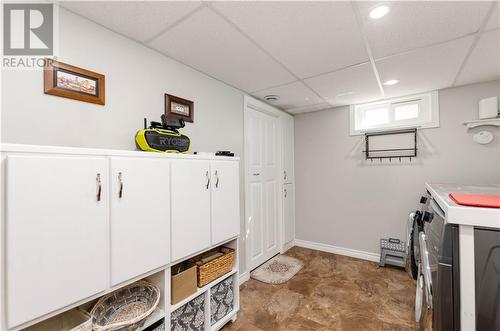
xmin=264 ymin=95 xmax=280 ymax=102
xmin=383 ymin=79 xmax=399 ymax=86
xmin=335 ymin=91 xmax=355 ymax=98
xmin=369 ymin=5 xmax=390 ymax=19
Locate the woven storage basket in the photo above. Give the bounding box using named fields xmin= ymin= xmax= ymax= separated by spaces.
xmin=90 ymin=280 xmax=160 ymax=331
xmin=191 ymin=247 xmax=235 ymax=287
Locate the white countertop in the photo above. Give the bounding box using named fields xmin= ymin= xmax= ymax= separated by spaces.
xmin=426 ymin=183 xmax=500 ymax=229
xmin=0 ymin=143 xmax=240 ymax=161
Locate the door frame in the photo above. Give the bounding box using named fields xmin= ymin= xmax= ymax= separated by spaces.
xmin=243 ymin=95 xmax=285 ymax=272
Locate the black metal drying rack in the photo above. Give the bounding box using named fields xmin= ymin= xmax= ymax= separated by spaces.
xmin=363 ymin=128 xmax=417 ymax=162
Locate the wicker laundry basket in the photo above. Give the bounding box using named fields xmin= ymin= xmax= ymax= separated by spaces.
xmin=90 ymin=280 xmax=160 ymax=331
xmin=191 ymin=247 xmax=235 ymax=287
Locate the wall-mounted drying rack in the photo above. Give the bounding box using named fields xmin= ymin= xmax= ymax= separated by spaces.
xmin=363 ymin=128 xmax=417 ymax=162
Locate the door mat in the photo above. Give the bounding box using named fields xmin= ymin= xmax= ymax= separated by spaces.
xmin=250 ymin=254 xmax=303 ymax=284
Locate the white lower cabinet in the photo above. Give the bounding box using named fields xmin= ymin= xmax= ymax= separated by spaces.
xmin=110 ymin=157 xmax=171 ymax=286
xmin=170 ymin=159 xmax=211 ymax=262
xmin=5 ymin=155 xmax=108 ymax=328
xmin=283 ymin=183 xmax=295 ymax=245
xmin=211 ymin=161 xmax=240 ymax=245
xmin=1 ymin=146 xmax=241 ymax=330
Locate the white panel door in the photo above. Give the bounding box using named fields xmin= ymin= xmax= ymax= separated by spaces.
xmin=110 ymin=157 xmax=170 ymax=286
xmin=246 ymin=107 xmax=280 ymax=270
xmin=283 ymin=184 xmax=295 ymax=244
xmin=282 ymin=114 xmax=295 ymax=184
xmin=171 ymin=159 xmax=211 ymax=261
xmin=5 ymin=155 xmax=108 ymax=328
xmin=211 ymin=160 xmax=240 ymax=245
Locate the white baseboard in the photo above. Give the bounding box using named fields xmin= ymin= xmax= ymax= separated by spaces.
xmin=239 ymin=271 xmax=250 ymax=285
xmin=294 ymin=239 xmax=380 ymax=263
xmin=281 ymin=240 xmax=295 ymax=253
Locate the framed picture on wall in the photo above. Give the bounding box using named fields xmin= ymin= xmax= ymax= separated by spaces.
xmin=44 ymin=60 xmax=105 ymax=105
xmin=165 ymin=93 xmax=194 ymax=123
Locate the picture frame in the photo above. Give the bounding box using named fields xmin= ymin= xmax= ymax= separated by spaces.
xmin=44 ymin=60 xmax=105 ymax=105
xmin=165 ymin=93 xmax=194 ymax=123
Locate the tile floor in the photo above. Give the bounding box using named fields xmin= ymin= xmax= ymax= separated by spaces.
xmin=223 ymin=246 xmax=418 ymax=331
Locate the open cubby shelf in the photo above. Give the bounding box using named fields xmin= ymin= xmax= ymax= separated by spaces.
xmin=170 ymin=272 xmax=239 ymax=331
xmin=169 ymin=239 xmax=240 ymax=331
xmin=171 ymin=267 xmax=238 ymax=311
xmin=22 ymin=238 xmax=239 ymax=331
xmin=141 ymin=308 xmax=165 ymax=330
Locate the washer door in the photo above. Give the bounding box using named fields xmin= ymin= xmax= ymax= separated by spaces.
xmin=408 ymin=211 xmax=422 ymax=280
xmin=415 ymin=263 xmax=424 ymax=322
xmin=416 ymin=262 xmax=435 ymax=329
xmin=419 ymin=232 xmax=433 ymax=308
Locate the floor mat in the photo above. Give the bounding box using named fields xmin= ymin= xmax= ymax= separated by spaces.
xmin=250 ymin=254 xmax=303 ymax=284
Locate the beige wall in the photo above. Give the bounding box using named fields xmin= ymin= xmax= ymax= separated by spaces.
xmin=1 ymin=8 xmax=249 ymax=272
xmin=294 ymin=80 xmax=500 ymax=255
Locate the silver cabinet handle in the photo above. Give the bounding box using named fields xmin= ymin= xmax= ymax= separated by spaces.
xmin=284 ymin=188 xmax=287 ymax=198
xmin=284 ymin=170 xmax=287 ymax=180
xmin=253 ymin=173 xmax=260 ymax=176
xmin=96 ymin=173 xmax=102 ymax=202
xmin=205 ymin=171 xmax=210 ymax=189
xmin=215 ymin=170 xmax=220 ymax=188
xmin=118 ymin=172 xmax=123 ymax=199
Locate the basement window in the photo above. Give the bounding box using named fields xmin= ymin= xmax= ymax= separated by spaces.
xmin=349 ymin=91 xmax=439 ymax=135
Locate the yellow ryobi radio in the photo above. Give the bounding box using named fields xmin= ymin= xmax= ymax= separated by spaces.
xmin=135 ymin=116 xmax=190 ymax=153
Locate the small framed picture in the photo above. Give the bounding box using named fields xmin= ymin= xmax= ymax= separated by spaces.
xmin=165 ymin=93 xmax=194 ymax=123
xmin=44 ymin=60 xmax=105 ymax=105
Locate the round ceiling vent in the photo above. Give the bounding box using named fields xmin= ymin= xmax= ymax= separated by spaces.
xmin=264 ymin=95 xmax=280 ymax=102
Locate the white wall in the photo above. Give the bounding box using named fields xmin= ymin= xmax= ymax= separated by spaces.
xmin=1 ymin=8 xmax=249 ymax=272
xmin=294 ymin=80 xmax=500 ymax=256
xmin=1 ymin=8 xmax=243 ymax=153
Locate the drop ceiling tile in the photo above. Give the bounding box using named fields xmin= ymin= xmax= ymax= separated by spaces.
xmin=486 ymin=4 xmax=499 ymax=30
xmin=252 ymin=81 xmax=323 ymax=110
xmin=304 ymin=63 xmax=382 ymax=107
xmin=287 ymin=103 xmax=332 ymax=115
xmin=60 ymin=1 xmax=202 ymax=42
xmin=212 ymin=1 xmax=368 ymax=78
xmin=377 ymin=36 xmax=474 ymax=98
xmin=456 ymin=29 xmax=500 ymax=86
xmin=357 ymin=1 xmax=492 ymax=58
xmin=149 ymin=7 xmax=295 ymax=92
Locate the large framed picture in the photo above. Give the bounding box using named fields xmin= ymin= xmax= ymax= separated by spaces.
xmin=165 ymin=93 xmax=194 ymax=123
xmin=44 ymin=60 xmax=105 ymax=105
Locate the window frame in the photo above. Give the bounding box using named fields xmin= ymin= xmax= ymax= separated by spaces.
xmin=349 ymin=91 xmax=439 ymax=135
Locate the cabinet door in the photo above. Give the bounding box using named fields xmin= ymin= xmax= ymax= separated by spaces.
xmin=211 ymin=160 xmax=240 ymax=245
xmin=110 ymin=157 xmax=170 ymax=286
xmin=171 ymin=159 xmax=211 ymax=261
xmin=283 ymin=184 xmax=295 ymax=244
xmin=5 ymin=155 xmax=108 ymax=328
xmin=282 ymin=115 xmax=294 ymax=184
